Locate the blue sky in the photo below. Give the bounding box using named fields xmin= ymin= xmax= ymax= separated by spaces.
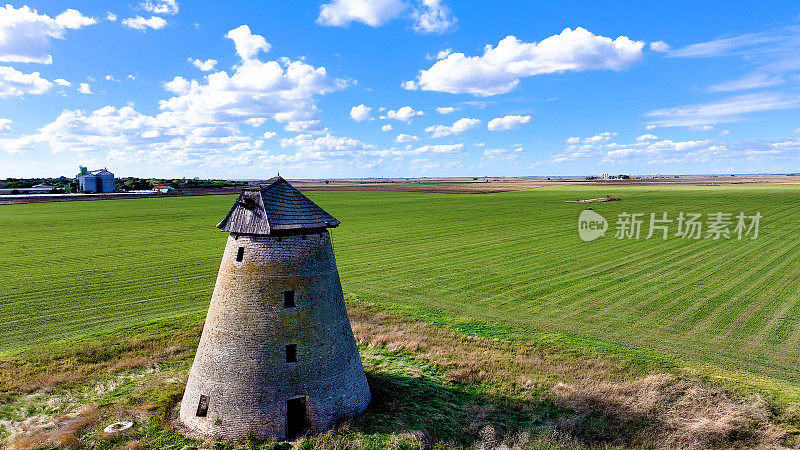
xmin=1 ymin=0 xmax=799 ymax=179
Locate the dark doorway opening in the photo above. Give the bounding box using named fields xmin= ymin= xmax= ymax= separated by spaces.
xmin=285 ymin=344 xmax=298 ymax=363
xmin=196 ymin=394 xmax=209 ymax=417
xmin=283 ymin=290 xmax=295 ymax=308
xmin=286 ymin=397 xmax=309 ymax=440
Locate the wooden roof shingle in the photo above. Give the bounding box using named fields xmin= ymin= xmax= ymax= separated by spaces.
xmin=217 ymin=176 xmax=340 ymax=235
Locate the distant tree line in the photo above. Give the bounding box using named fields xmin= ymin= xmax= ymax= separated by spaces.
xmin=1 ymin=176 xmax=74 ymax=189
xmin=2 ymin=176 xmax=249 ymax=192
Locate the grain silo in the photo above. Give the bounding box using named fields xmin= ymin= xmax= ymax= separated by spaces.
xmin=179 ymin=176 xmax=370 ymax=442
xmin=76 ymin=167 xmax=115 ymax=193
xmin=96 ymin=169 xmax=115 ymax=193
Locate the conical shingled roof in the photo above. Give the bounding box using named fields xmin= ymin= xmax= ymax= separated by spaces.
xmin=217 ymin=176 xmax=340 ymax=235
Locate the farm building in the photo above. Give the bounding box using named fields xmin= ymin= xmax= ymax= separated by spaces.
xmin=152 ymin=185 xmax=174 ymax=194
xmin=76 ymin=166 xmax=115 ymax=193
xmin=0 ymin=184 xmax=58 ymax=195
xmin=179 ymin=176 xmax=370 ymax=442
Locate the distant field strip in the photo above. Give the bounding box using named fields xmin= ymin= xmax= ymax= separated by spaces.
xmin=1 ymin=186 xmax=799 ymax=392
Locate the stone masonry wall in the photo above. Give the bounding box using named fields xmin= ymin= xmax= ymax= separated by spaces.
xmin=178 ymin=231 xmax=370 ymax=442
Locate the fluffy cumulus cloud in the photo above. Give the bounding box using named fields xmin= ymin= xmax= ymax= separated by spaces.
xmin=189 ymin=58 xmax=217 ymax=71
xmin=122 ymin=16 xmax=167 ymax=31
xmin=349 ymin=104 xmax=372 ymax=121
xmin=140 ymin=0 xmax=179 ymax=15
xmin=0 ymin=66 xmax=53 ymax=97
xmin=381 ymin=123 xmax=393 ymax=131
xmin=425 ymin=117 xmax=480 ymax=137
xmin=0 ymin=25 xmax=351 ymax=172
xmin=226 ymin=25 xmax=270 ymax=59
xmin=0 ymin=5 xmax=96 ymax=64
xmin=487 ymin=114 xmax=531 ymax=131
xmin=381 ymin=106 xmax=423 ymax=121
xmin=0 ymin=118 xmax=11 ymax=133
xmin=317 ymin=0 xmax=405 ymax=27
xmin=412 ymin=0 xmax=456 ymax=34
xmin=646 ymin=93 xmax=800 ymax=128
xmin=78 ymin=82 xmax=92 ymax=94
xmin=317 ymin=0 xmax=456 ymax=34
xmin=436 ymin=106 xmax=455 ymax=114
xmin=404 ymin=27 xmax=646 ymax=96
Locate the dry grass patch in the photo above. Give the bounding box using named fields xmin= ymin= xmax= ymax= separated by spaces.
xmin=553 ymin=374 xmax=787 ymax=448
xmin=349 ymin=305 xmax=796 ymax=448
xmin=7 ymin=404 xmax=98 ymax=450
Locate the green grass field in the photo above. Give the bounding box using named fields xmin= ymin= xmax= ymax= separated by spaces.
xmin=2 ymin=184 xmax=799 ymax=400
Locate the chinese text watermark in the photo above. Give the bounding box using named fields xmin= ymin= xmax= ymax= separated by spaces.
xmin=579 ymin=210 xmax=761 ymax=242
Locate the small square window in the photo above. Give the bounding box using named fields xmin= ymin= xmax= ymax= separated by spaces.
xmin=283 ymin=290 xmax=295 ymax=308
xmin=286 ymin=344 xmax=298 ymax=363
xmin=196 ymin=394 xmax=209 ymax=417
xmin=236 ymin=246 xmax=244 ymax=262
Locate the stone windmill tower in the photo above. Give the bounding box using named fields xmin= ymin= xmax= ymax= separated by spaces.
xmin=179 ymin=176 xmax=370 ymax=442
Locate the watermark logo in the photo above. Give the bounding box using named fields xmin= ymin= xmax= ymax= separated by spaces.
xmin=578 ymin=210 xmax=762 ymax=241
xmin=578 ymin=210 xmax=608 ymax=241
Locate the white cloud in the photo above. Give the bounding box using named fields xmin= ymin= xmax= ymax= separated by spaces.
xmin=381 ymin=124 xmax=393 ymax=131
xmin=226 ymin=25 xmax=270 ymax=60
xmin=122 ymin=16 xmax=167 ymax=31
xmin=409 ymin=143 xmax=464 ymax=154
xmin=428 ymin=48 xmax=452 ymax=60
xmin=647 ymin=93 xmax=800 ymax=128
xmin=0 ymin=66 xmax=53 ymax=97
xmin=263 ymin=131 xmax=277 ymax=139
xmin=404 ymin=27 xmax=645 ymax=96
xmin=163 ymin=76 xmax=190 ymax=94
xmin=649 ymin=41 xmax=670 ymax=52
xmin=189 ymin=58 xmax=218 ymax=71
xmin=382 ymin=106 xmax=423 ymax=121
xmin=484 ymin=146 xmax=522 ymax=160
xmin=707 ymin=73 xmax=784 ymax=93
xmin=107 ymin=12 xmax=117 ymax=21
xmin=53 ymin=78 xmax=71 ymax=86
xmin=584 ymin=131 xmax=617 ymax=143
xmin=140 ymin=0 xmax=179 ymax=15
xmin=0 ymin=5 xmax=96 ymax=64
xmin=543 ymin=131 xmax=800 ymax=168
xmin=0 ymin=118 xmax=11 ymax=133
xmin=412 ymin=0 xmax=456 ymax=34
xmin=105 ymin=75 xmax=118 ymax=82
xmin=317 ymin=0 xmax=405 ymax=27
xmin=0 ymin=26 xmax=346 ymax=171
xmin=436 ymin=106 xmax=455 ymax=114
xmin=78 ymin=82 xmax=92 ymax=94
xmin=395 ymin=133 xmax=419 ymax=142
xmin=284 ymin=120 xmax=323 ymax=132
xmin=668 ymin=32 xmax=776 ymax=59
xmin=349 ymin=104 xmax=372 ymax=121
xmin=127 ymin=74 xmax=136 ymax=81
xmin=636 ymin=134 xmax=658 ymax=142
xmin=487 ymin=114 xmax=531 ymax=131
xmin=55 ymin=9 xmax=96 ymax=29
xmin=425 ymin=117 xmax=480 ymax=137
